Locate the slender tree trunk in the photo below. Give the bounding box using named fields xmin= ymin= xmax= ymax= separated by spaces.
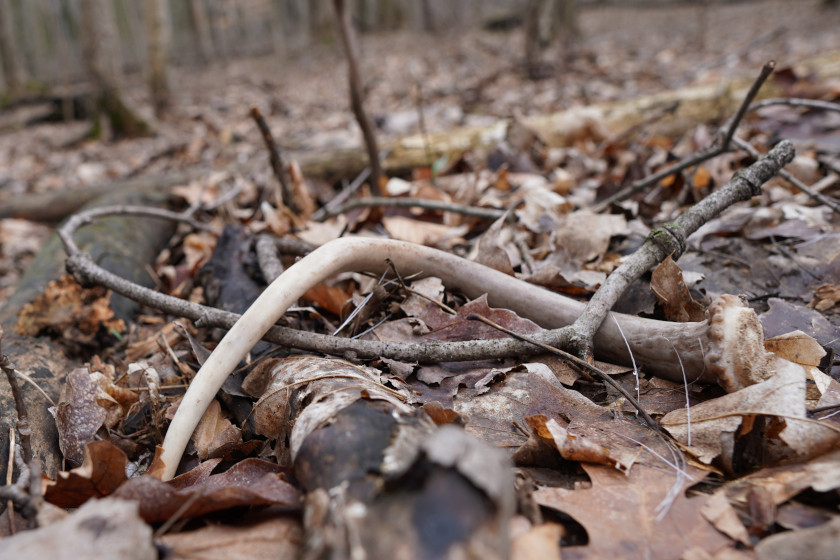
xmin=0 ymin=0 xmax=24 ymax=99
xmin=524 ymin=0 xmax=543 ymax=80
xmin=145 ymin=0 xmax=171 ymax=115
xmin=188 ymin=0 xmax=215 ymax=64
xmin=78 ymin=0 xmax=152 ymax=139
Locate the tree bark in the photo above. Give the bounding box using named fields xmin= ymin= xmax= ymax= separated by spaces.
xmin=78 ymin=0 xmax=152 ymax=139
xmin=145 ymin=0 xmax=171 ymax=115
xmin=188 ymin=0 xmax=215 ymax=64
xmin=0 ymin=0 xmax=24 ymax=98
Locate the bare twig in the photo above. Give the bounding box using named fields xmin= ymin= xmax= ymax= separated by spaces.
xmin=0 ymin=328 xmax=32 ymax=465
xmin=718 ymin=61 xmax=776 ymax=148
xmin=746 ymin=97 xmax=840 ymax=114
xmin=333 ymin=0 xmax=383 ymax=195
xmin=312 ymin=167 xmax=371 ymax=222
xmin=255 ymin=233 xmax=285 ymax=283
xmin=572 ymin=140 xmax=794 ymax=359
xmin=320 ymin=196 xmax=507 ymax=221
xmin=249 ymin=106 xmax=296 ymax=214
xmin=733 ymin=137 xmax=840 ymax=214
xmin=594 ymin=61 xmax=776 ymax=212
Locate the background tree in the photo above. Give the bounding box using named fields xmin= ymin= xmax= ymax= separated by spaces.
xmin=0 ymin=0 xmax=24 ymax=100
xmin=78 ymin=0 xmax=151 ymax=139
xmin=145 ymin=0 xmax=171 ymax=116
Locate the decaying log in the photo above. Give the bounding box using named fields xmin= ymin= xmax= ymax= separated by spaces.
xmin=0 ymin=189 xmax=177 ymax=483
xmin=0 ymin=170 xmax=202 ymax=223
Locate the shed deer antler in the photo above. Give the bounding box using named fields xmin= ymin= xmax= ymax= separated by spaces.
xmin=158 ymin=237 xmax=773 ymax=479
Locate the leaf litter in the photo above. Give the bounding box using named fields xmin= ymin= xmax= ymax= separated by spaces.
xmin=2 ymin=2 xmax=840 ymax=558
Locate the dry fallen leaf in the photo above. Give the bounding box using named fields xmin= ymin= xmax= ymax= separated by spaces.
xmin=53 ymin=368 xmax=109 ymax=467
xmin=650 ymin=255 xmax=705 ymax=322
xmin=43 ymin=440 xmax=130 ymax=508
xmin=662 ymin=357 xmax=840 ymax=470
xmin=534 ymin=463 xmax=728 ymax=559
xmin=113 ymin=458 xmax=300 ymax=523
xmin=157 ymin=511 xmax=303 ymax=560
xmin=0 ymin=498 xmax=155 ymax=560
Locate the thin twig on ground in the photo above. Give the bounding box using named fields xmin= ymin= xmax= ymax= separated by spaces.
xmin=0 ymin=327 xmax=32 ymax=465
xmin=312 ymin=167 xmax=371 ymax=222
xmin=333 ymin=0 xmax=383 ymax=195
xmin=249 ymin=106 xmax=296 ymax=214
xmin=593 ymin=61 xmax=776 ymax=212
xmin=733 ymin=136 xmax=840 ymax=214
xmin=320 ymin=196 xmax=507 ymax=221
xmin=570 ymin=140 xmax=794 ymax=360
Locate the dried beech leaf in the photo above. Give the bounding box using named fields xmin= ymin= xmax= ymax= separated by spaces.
xmin=192 ymin=399 xmax=243 ymax=461
xmin=700 ymin=490 xmax=751 ymax=545
xmin=764 ymin=330 xmax=826 ymax=367
xmin=545 ymin=419 xmax=619 ymax=468
xmin=662 ymin=358 xmax=840 ymax=468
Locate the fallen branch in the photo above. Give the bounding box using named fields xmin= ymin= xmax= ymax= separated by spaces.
xmin=319 ymin=196 xmax=508 ymax=221
xmin=593 ymin=61 xmax=775 ymax=212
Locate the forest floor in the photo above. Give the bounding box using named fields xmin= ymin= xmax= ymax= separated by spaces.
xmin=1 ymin=1 xmax=840 ymax=559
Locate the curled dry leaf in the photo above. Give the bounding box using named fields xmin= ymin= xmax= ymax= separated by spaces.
xmin=113 ymin=458 xmax=300 ymax=523
xmin=43 ymin=440 xmax=130 ymax=508
xmin=724 ymin=448 xmax=840 ymax=508
xmin=662 ymin=357 xmax=840 ymax=470
xmin=699 ymin=490 xmax=751 ymax=546
xmin=650 ymin=255 xmax=705 ymax=322
xmin=809 ymin=283 xmax=840 ymax=311
xmin=192 ymin=399 xmax=243 ymax=461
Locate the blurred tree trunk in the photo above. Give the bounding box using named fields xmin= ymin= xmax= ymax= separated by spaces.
xmin=524 ymin=0 xmax=546 ymax=80
xmin=420 ymin=0 xmax=435 ymax=32
xmin=526 ymin=0 xmax=578 ymax=79
xmin=145 ymin=0 xmax=171 ymax=115
xmin=78 ymin=0 xmax=152 ymax=139
xmin=556 ymin=0 xmax=579 ymax=62
xmin=0 ymin=0 xmax=24 ymax=99
xmin=188 ymin=0 xmax=215 ymax=64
